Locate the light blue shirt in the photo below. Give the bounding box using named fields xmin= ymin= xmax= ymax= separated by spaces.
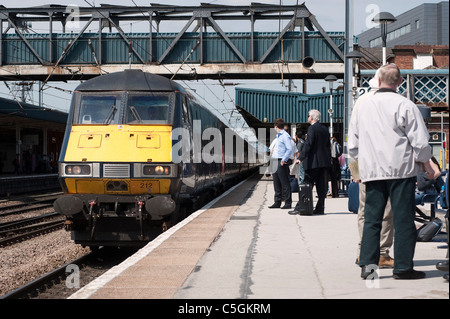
xmin=273 ymin=130 xmax=293 ymax=163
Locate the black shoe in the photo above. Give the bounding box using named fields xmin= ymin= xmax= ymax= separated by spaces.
xmin=313 ymin=210 xmax=324 ymax=215
xmin=360 ymin=265 xmax=376 ymax=279
xmin=268 ymin=203 xmax=281 ymax=208
xmin=288 ymin=210 xmax=299 ymax=215
xmin=436 ymin=260 xmax=449 ymax=272
xmin=393 ymin=269 xmax=426 ymax=280
xmin=281 ymin=204 xmax=291 ymax=209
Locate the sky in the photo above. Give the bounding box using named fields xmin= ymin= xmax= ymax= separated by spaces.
xmin=0 ymin=0 xmax=446 ymax=129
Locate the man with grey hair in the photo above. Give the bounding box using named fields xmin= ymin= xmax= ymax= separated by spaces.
xmin=350 ymin=67 xmax=395 ymax=269
xmin=290 ymin=109 xmax=331 ymax=215
xmin=348 ymin=63 xmax=440 ymax=280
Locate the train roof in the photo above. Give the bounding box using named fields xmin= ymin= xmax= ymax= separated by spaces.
xmin=75 ymin=69 xmax=186 ymax=92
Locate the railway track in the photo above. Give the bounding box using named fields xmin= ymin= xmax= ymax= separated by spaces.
xmin=0 ymin=191 xmax=65 ymax=247
xmin=0 ymin=212 xmax=65 ymax=247
xmin=1 ymin=247 xmax=138 ymax=299
xmin=0 ymin=190 xmax=62 ymax=202
xmin=0 ymin=194 xmax=61 ymax=218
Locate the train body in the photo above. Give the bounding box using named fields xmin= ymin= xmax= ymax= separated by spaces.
xmin=54 ymin=69 xmax=259 ymax=247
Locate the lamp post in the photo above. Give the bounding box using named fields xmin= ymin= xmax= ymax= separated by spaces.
xmin=325 ymin=75 xmax=337 ymax=137
xmin=344 ymin=50 xmax=362 ymax=159
xmin=372 ymin=12 xmax=396 ymax=65
xmin=346 ymin=50 xmax=362 ymax=88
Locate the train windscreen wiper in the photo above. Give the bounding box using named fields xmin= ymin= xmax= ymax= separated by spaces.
xmin=129 ymin=106 xmax=142 ymax=123
xmin=104 ymin=105 xmax=117 ymax=124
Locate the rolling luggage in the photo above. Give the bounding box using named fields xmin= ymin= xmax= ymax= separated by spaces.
xmin=298 ymin=183 xmax=313 ymax=215
xmin=347 ymin=181 xmax=359 ymax=213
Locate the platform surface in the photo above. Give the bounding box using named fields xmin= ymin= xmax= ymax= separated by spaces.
xmin=69 ymin=174 xmax=449 ymax=300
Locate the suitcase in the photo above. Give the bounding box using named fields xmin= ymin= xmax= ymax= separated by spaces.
xmin=347 ymin=181 xmax=359 ymax=214
xmin=298 ymin=183 xmax=313 ymax=215
xmin=417 ymin=217 xmax=443 ymax=242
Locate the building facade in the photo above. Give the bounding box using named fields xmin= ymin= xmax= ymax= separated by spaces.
xmin=357 ymin=2 xmax=449 ymax=48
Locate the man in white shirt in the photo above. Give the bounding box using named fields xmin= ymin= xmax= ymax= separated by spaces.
xmin=348 ymin=63 xmax=440 ymax=280
xmin=268 ymin=118 xmax=293 ymax=209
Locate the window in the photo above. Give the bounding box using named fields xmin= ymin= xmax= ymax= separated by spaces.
xmin=77 ymin=95 xmax=121 ymax=124
xmin=369 ymin=37 xmax=382 ymax=48
xmin=386 ymin=24 xmax=411 ymax=42
xmin=369 ymin=24 xmax=411 ymax=48
xmin=415 ymin=20 xmax=420 ymax=29
xmin=126 ymin=94 xmax=170 ymax=124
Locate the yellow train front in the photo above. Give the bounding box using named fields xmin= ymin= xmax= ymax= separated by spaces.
xmin=54 ymin=69 xmax=257 ymax=247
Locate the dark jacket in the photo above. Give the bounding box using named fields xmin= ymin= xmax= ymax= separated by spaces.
xmin=299 ymin=122 xmax=331 ymax=170
xmin=417 ymin=173 xmax=445 ymax=194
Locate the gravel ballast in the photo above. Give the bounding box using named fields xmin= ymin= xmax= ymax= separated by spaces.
xmin=0 ymin=229 xmax=90 ymax=296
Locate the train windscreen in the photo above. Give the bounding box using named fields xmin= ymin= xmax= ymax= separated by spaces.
xmin=76 ymin=95 xmax=121 ymax=124
xmin=126 ymin=94 xmax=170 ymax=124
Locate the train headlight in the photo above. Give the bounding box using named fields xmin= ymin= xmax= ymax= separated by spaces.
xmin=60 ymin=163 xmax=99 ymax=177
xmin=135 ymin=164 xmax=176 ymax=178
xmin=143 ymin=165 xmax=171 ymax=176
xmin=155 ymin=165 xmax=164 ymax=175
xmin=65 ymin=164 xmax=92 ymax=176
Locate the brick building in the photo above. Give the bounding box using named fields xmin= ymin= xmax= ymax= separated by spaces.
xmin=392 ymin=45 xmax=449 ymax=70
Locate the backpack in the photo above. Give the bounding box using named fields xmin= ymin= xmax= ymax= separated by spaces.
xmin=296 ymin=138 xmax=305 ymax=153
xmin=333 ymin=141 xmax=343 ymax=158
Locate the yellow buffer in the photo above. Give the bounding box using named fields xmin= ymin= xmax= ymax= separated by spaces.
xmin=64 ymin=125 xmax=172 ymax=162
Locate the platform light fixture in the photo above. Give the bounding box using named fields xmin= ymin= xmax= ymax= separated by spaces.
xmin=325 ymin=75 xmax=337 ymax=137
xmin=346 ymin=50 xmax=363 ymax=90
xmin=345 ymin=50 xmax=363 ymax=120
xmin=372 ymin=12 xmax=397 ymax=65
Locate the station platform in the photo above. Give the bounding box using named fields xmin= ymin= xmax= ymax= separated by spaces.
xmin=69 ymin=173 xmax=449 ymax=300
xmin=0 ymin=173 xmax=59 ymax=196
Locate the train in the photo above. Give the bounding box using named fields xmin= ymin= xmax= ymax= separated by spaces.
xmin=53 ymin=69 xmax=260 ymax=248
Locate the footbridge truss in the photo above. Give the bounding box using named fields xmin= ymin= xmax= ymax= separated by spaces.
xmin=0 ymin=3 xmax=345 ymax=82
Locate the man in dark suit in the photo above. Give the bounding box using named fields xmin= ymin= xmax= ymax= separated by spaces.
xmin=290 ymin=109 xmax=331 ymax=214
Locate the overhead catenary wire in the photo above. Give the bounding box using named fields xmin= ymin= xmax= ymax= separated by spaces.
xmin=2 ymin=81 xmax=24 ymax=110
xmin=124 ymin=0 xmax=249 ymax=131
xmin=1 ymin=4 xmax=157 ymax=111
xmin=0 ymin=24 xmax=102 ymax=110
xmin=0 ymin=2 xmax=152 ymax=110
xmin=63 ymin=0 xmax=243 ymax=130
xmin=1 ymin=2 xmax=297 ymax=132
